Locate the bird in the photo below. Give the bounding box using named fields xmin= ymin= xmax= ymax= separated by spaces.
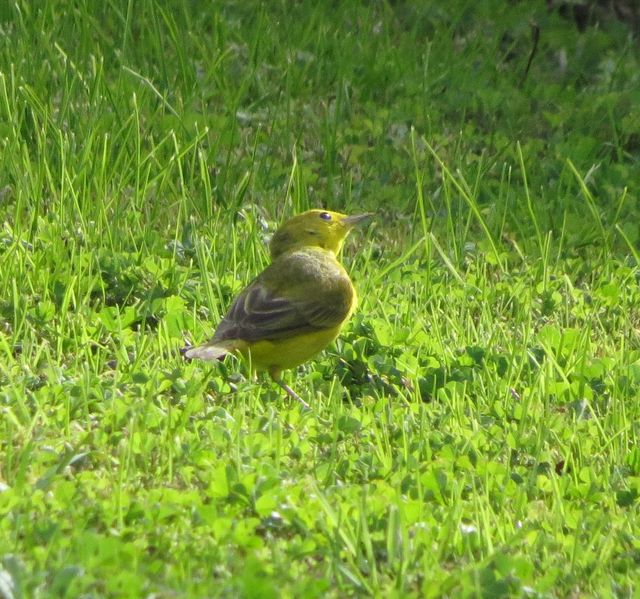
xmin=183 ymin=209 xmax=371 ymax=407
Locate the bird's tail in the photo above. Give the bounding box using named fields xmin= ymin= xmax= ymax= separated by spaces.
xmin=181 ymin=340 xmax=238 ymax=361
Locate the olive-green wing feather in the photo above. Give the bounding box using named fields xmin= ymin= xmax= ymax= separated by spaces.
xmin=214 ymin=252 xmax=353 ymax=343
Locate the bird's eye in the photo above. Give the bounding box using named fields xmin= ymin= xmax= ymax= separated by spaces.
xmin=319 ymin=212 xmax=332 ymax=221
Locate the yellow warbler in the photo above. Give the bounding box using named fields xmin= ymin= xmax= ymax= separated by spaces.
xmin=184 ymin=209 xmax=371 ymax=406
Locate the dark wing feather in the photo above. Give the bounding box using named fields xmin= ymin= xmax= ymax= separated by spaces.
xmin=213 ymin=253 xmax=353 ymax=343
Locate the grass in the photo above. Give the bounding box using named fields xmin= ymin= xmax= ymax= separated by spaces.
xmin=1 ymin=0 xmax=639 ymax=596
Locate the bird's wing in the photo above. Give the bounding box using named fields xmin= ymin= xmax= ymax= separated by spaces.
xmin=213 ymin=263 xmax=353 ymax=343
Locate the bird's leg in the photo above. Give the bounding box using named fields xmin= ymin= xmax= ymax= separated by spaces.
xmin=275 ymin=379 xmax=310 ymax=409
xmin=269 ymin=368 xmax=310 ymax=409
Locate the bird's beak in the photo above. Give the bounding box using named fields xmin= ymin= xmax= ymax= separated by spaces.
xmin=341 ymin=213 xmax=374 ymax=228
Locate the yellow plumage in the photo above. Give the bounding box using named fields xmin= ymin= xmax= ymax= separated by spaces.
xmin=184 ymin=209 xmax=371 ymax=406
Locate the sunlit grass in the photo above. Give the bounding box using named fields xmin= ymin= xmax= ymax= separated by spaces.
xmin=1 ymin=1 xmax=639 ymax=597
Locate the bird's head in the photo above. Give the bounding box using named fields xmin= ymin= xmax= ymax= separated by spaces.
xmin=269 ymin=209 xmax=372 ymax=259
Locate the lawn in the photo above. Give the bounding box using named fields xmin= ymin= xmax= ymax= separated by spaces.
xmin=1 ymin=1 xmax=639 ymax=597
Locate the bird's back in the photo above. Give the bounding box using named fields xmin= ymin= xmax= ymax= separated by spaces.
xmin=214 ymin=247 xmax=355 ymax=345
